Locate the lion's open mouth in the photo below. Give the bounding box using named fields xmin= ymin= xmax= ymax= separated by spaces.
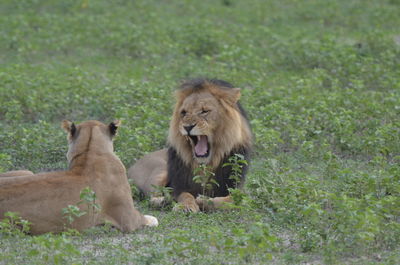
xmin=188 ymin=135 xmax=210 ymax=158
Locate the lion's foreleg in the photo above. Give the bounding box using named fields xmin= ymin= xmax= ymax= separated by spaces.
xmin=173 ymin=192 xmax=200 ymax=213
xmin=196 ymin=195 xmax=234 ymax=212
xmin=149 ymin=196 xmax=167 ymax=207
xmin=147 ymin=171 xmax=170 ymax=208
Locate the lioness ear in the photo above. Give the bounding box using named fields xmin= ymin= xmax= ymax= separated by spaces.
xmin=109 ymin=120 xmax=121 ymax=136
xmin=62 ymin=120 xmax=76 ymax=136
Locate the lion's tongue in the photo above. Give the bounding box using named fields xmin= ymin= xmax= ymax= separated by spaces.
xmin=195 ymin=136 xmax=208 ymax=156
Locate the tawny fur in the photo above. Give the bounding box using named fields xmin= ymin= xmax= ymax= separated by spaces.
xmin=128 ymin=80 xmax=252 ymax=212
xmin=0 ymin=170 xmax=34 ymax=178
xmin=0 ymin=120 xmax=157 ymax=234
xmin=128 ymin=148 xmax=168 ymax=196
xmin=168 ymin=82 xmax=252 ymax=169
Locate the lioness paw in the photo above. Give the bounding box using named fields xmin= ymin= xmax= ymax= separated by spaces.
xmin=144 ymin=215 xmax=159 ymax=227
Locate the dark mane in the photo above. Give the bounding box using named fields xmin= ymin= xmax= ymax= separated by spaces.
xmin=167 ymin=78 xmax=252 ymax=198
xmin=180 ymin=78 xmax=234 ymax=90
xmin=167 ymin=145 xmax=250 ymax=198
xmin=179 ymin=78 xmax=251 ymax=127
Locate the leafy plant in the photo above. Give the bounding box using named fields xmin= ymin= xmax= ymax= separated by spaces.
xmin=223 ymin=153 xmax=248 ymax=188
xmin=62 ymin=187 xmax=101 ymax=228
xmin=0 ymin=153 xmax=12 ymax=172
xmin=0 ymin=211 xmax=31 ymax=236
xmin=150 ymin=185 xmax=174 ymax=208
xmin=27 ymin=234 xmax=81 ymax=264
xmin=193 ymin=164 xmax=218 ymax=198
xmin=78 ymin=187 xmax=101 ymax=216
xmin=62 ymin=205 xmax=86 ymax=227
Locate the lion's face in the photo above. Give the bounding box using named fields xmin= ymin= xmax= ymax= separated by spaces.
xmin=168 ymin=81 xmax=252 ymax=169
xmin=178 ymin=91 xmax=221 ymax=164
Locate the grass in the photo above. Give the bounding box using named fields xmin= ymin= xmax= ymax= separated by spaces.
xmin=0 ymin=0 xmax=399 ymax=264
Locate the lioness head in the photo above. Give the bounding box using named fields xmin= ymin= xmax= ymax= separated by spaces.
xmin=168 ymin=79 xmax=252 ymax=169
xmin=61 ymin=120 xmax=121 ymax=163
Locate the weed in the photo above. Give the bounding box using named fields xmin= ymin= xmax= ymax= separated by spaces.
xmin=61 ymin=187 xmax=101 ymax=228
xmin=150 ymin=185 xmax=174 ymax=208
xmin=27 ymin=234 xmax=81 ymax=264
xmin=78 ymin=186 xmax=101 ymax=223
xmin=62 ymin=205 xmax=86 ymax=227
xmin=193 ymin=164 xmax=218 ymax=198
xmin=0 ymin=211 xmax=31 ymax=236
xmin=223 ymin=153 xmax=248 ymax=188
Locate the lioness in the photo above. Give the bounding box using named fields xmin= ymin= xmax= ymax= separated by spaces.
xmin=128 ymin=79 xmax=253 ymax=212
xmin=0 ymin=170 xmax=34 ymax=178
xmin=0 ymin=120 xmax=158 ymax=234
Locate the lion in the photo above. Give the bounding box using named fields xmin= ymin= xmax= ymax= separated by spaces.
xmin=128 ymin=79 xmax=253 ymax=212
xmin=0 ymin=120 xmax=158 ymax=235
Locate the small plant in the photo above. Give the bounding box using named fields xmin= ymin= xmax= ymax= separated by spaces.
xmin=223 ymin=154 xmax=249 ymax=206
xmin=27 ymin=234 xmax=81 ymax=264
xmin=62 ymin=205 xmax=86 ymax=227
xmin=150 ymin=185 xmax=174 ymax=208
xmin=0 ymin=153 xmax=12 ymax=172
xmin=62 ymin=187 xmax=101 ymax=228
xmin=227 ymin=187 xmax=247 ymax=206
xmin=164 ymin=229 xmax=202 ymax=258
xmin=193 ymin=164 xmax=218 ymax=197
xmin=230 ymin=222 xmax=278 ymax=260
xmin=78 ymin=186 xmax=101 ymax=216
xmin=193 ymin=164 xmax=219 ymax=211
xmin=0 ymin=211 xmax=31 ymax=236
xmin=223 ymin=154 xmax=248 ymax=188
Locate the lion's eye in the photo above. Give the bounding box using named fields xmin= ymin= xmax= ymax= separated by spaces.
xmin=201 ymin=109 xmax=210 ymax=115
xmin=181 ymin=110 xmax=187 ymax=116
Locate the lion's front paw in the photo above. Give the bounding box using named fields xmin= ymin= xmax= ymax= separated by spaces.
xmin=175 ymin=192 xmax=200 ymax=213
xmin=196 ymin=196 xmax=215 ymax=212
xmin=196 ymin=195 xmax=234 ymax=211
xmin=149 ymin=196 xmax=166 ymax=208
xmin=173 ymin=201 xmax=200 ymax=213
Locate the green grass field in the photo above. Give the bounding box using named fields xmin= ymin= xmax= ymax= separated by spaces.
xmin=1 ymin=0 xmax=399 ymax=264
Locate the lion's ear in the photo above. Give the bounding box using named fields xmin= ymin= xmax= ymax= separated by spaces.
xmin=62 ymin=120 xmax=76 ymax=136
xmin=109 ymin=120 xmax=121 ymax=136
xmin=223 ymin=87 xmax=241 ymax=105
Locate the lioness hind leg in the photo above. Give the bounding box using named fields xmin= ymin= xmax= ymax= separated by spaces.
xmin=0 ymin=170 xmax=34 ymax=178
xmin=106 ymin=204 xmax=152 ymax=232
xmin=196 ymin=195 xmax=234 ymax=212
xmin=173 ymin=192 xmax=200 ymax=213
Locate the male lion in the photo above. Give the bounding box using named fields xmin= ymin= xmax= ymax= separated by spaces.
xmin=128 ymin=79 xmax=253 ymax=212
xmin=0 ymin=120 xmax=158 ymax=234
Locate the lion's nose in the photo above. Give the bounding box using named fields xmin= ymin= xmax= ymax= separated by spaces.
xmin=184 ymin=125 xmax=196 ymax=134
